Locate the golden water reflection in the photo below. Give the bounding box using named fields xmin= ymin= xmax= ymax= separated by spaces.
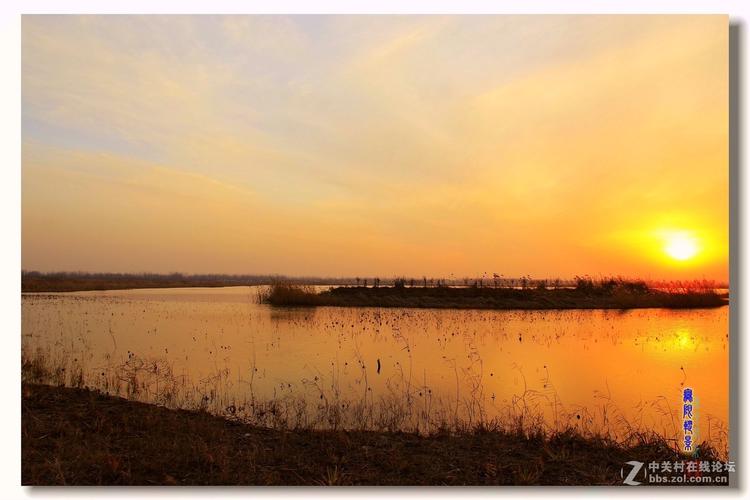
xmin=21 ymin=286 xmax=728 ymax=456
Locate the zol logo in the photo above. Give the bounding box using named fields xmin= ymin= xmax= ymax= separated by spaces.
xmin=621 ymin=461 xmax=644 ymax=486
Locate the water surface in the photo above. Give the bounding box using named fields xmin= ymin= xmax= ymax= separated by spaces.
xmin=22 ymin=286 xmax=728 ymax=454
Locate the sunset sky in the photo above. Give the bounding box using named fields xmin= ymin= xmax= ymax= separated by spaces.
xmin=22 ymin=15 xmax=728 ymax=281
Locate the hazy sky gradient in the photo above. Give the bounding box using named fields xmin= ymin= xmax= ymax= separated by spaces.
xmin=22 ymin=15 xmax=728 ymax=280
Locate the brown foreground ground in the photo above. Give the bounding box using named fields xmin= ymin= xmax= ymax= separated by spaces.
xmin=22 ymin=384 xmax=727 ymax=486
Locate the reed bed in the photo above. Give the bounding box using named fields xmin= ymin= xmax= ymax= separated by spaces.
xmin=261 ymin=278 xmax=727 ymax=310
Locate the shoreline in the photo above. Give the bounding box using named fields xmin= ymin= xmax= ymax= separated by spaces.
xmin=21 ymin=383 xmax=726 ymax=486
xmin=22 ymin=279 xmax=263 ymax=294
xmin=23 ymin=286 xmax=729 ymax=311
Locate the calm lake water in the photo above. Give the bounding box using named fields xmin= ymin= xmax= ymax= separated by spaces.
xmin=21 ymin=286 xmax=728 ymax=454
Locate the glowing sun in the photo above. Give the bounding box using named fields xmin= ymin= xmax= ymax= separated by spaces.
xmin=663 ymin=232 xmax=699 ymax=261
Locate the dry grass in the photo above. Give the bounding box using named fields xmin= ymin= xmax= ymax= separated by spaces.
xmin=22 ymin=339 xmax=729 ymax=458
xmin=21 ymin=383 xmax=728 ymax=486
xmin=257 ymin=283 xmax=323 ymax=306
